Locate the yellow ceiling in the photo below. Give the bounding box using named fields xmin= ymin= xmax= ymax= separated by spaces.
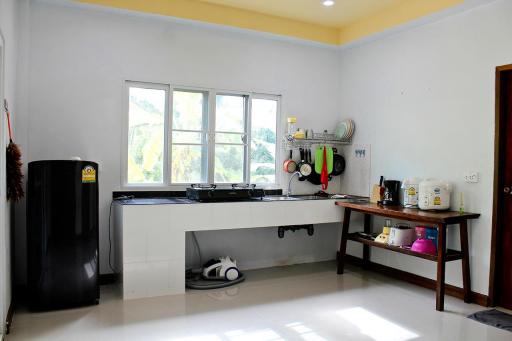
xmin=77 ymin=0 xmax=465 ymax=46
xmin=200 ymin=0 xmax=404 ymax=29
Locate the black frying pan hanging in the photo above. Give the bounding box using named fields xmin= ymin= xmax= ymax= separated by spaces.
xmin=331 ymin=147 xmax=346 ymax=176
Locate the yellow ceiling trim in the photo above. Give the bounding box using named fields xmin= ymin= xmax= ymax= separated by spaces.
xmin=76 ymin=0 xmax=464 ymax=46
xmin=76 ymin=0 xmax=340 ymax=45
xmin=338 ymin=0 xmax=464 ymax=45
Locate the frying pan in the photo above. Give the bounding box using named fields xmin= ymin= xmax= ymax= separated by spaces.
xmin=331 ymin=148 xmax=346 ymax=176
xmin=283 ymin=150 xmax=297 ymax=173
xmin=297 ymin=148 xmax=312 ymax=181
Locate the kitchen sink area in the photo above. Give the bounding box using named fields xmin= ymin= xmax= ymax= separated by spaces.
xmin=258 ymin=195 xmax=328 ymax=201
xmin=114 ymin=189 xmax=346 ymax=299
xmin=257 ymin=194 xmax=369 ymax=202
xmin=116 ymin=193 xmax=370 ymax=204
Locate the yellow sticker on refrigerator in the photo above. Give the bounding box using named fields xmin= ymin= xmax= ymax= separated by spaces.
xmin=82 ymin=165 xmax=96 ymax=183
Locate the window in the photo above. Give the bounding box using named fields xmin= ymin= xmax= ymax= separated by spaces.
xmin=126 ymin=83 xmax=167 ymax=184
xmin=125 ymin=82 xmax=279 ymax=187
xmin=250 ymin=97 xmax=277 ymax=184
xmin=171 ymin=90 xmax=208 ymax=183
xmin=214 ymin=94 xmax=247 ymax=183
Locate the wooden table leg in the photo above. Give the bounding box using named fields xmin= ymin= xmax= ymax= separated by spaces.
xmin=363 ymin=214 xmax=372 ymax=270
xmin=436 ymin=223 xmax=447 ymax=311
xmin=459 ymin=219 xmax=472 ymax=303
xmin=337 ymin=208 xmax=352 ymax=274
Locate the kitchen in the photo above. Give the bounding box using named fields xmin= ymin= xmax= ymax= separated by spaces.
xmin=1 ymin=0 xmax=512 ymax=340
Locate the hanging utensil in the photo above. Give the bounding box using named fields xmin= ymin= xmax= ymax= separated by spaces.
xmin=331 ymin=147 xmax=346 ymax=176
xmin=320 ymin=146 xmax=329 ymax=190
xmin=297 ymin=148 xmax=312 ymax=181
xmin=4 ymin=99 xmax=24 ymax=201
xmin=307 ymin=148 xmax=321 ymax=185
xmin=315 ymin=145 xmax=333 ymax=174
xmin=283 ymin=149 xmax=297 ymax=173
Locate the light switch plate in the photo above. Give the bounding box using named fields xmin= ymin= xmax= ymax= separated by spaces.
xmin=340 ymin=144 xmax=371 ymax=197
xmin=464 ymin=171 xmax=479 ymax=183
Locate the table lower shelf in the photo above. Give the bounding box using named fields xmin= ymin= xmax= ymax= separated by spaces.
xmin=347 ymin=233 xmax=463 ymax=262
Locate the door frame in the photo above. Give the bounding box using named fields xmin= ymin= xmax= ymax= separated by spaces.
xmin=0 ymin=28 xmax=6 ymax=339
xmin=489 ymin=64 xmax=512 ymax=306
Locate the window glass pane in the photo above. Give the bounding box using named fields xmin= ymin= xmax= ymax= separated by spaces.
xmin=127 ymin=86 xmax=165 ymax=184
xmin=172 ymin=131 xmax=202 ymax=144
xmin=214 ymin=145 xmax=244 ymax=183
xmin=171 ymin=90 xmax=207 ymax=184
xmin=171 ymin=145 xmax=204 ymax=183
xmin=173 ymin=91 xmax=204 ymax=131
xmin=251 ymin=98 xmax=277 ymax=184
xmin=216 ymin=95 xmax=245 ymax=132
xmin=215 ymin=133 xmax=244 ymax=144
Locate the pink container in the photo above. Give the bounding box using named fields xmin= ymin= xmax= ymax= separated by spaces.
xmin=415 ymin=226 xmax=428 ymax=239
xmin=411 ymin=238 xmax=437 ymax=255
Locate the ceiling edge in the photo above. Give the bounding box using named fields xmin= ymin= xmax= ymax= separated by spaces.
xmin=338 ymin=0 xmax=497 ymax=51
xmin=337 ymin=0 xmax=464 ymax=45
xmin=75 ymin=0 xmax=340 ymax=45
xmin=38 ymin=0 xmax=497 ymax=50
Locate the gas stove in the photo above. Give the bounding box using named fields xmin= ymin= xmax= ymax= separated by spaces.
xmin=186 ymin=184 xmax=265 ymax=202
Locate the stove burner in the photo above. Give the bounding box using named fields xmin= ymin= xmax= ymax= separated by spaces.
xmin=231 ymin=183 xmax=256 ymax=189
xmin=186 ymin=184 xmax=264 ymax=202
xmin=190 ymin=184 xmax=216 ymax=190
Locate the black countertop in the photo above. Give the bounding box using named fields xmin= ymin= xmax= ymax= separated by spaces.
xmin=115 ymin=194 xmax=369 ymax=205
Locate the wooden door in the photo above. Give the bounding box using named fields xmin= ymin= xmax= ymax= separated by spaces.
xmin=497 ymin=69 xmax=512 ymax=309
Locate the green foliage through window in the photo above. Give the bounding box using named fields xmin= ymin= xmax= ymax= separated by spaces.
xmin=127 ymin=83 xmax=278 ymax=186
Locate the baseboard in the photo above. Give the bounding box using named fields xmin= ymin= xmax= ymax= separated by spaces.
xmin=342 ymin=253 xmax=489 ymax=307
xmin=5 ymin=300 xmax=14 ymax=335
xmin=99 ymin=273 xmax=120 ymax=285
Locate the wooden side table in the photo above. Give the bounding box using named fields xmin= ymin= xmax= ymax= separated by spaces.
xmin=335 ymin=202 xmax=480 ymax=311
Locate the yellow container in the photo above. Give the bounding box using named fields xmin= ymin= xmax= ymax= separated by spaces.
xmin=293 ymin=130 xmax=305 ymax=139
xmin=287 ymin=116 xmax=297 ymax=135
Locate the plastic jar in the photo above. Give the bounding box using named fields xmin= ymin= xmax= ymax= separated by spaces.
xmin=287 ymin=116 xmax=297 ymax=136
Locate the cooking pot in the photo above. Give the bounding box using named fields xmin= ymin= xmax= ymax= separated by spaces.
xmin=283 ymin=150 xmax=297 ymax=173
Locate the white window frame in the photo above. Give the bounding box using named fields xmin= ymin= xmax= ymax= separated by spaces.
xmin=249 ymin=93 xmax=281 ymax=187
xmin=169 ymin=88 xmax=210 ymax=184
xmin=122 ymin=81 xmax=281 ymax=189
xmin=211 ymin=91 xmax=250 ymax=185
xmin=122 ymin=81 xmax=170 ymax=188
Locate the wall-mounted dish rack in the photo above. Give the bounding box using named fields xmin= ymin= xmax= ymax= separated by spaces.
xmin=282 ymin=132 xmax=352 ymax=149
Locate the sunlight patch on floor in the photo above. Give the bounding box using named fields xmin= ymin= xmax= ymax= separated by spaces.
xmin=336 ymin=307 xmax=419 ymax=341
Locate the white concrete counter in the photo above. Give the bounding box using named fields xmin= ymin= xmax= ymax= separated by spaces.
xmin=114 ymin=198 xmax=343 ymax=299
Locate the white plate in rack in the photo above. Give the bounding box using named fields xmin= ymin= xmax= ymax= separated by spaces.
xmin=335 ymin=121 xmax=348 ymax=139
xmin=345 ymin=119 xmax=355 ymax=139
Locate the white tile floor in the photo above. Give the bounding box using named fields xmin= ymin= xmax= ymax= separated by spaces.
xmin=6 ymin=262 xmax=511 ymax=341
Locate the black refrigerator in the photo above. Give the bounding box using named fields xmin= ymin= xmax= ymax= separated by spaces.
xmin=27 ymin=160 xmax=99 ymax=310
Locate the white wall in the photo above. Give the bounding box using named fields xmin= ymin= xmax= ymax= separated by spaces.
xmin=15 ymin=0 xmax=343 ymax=281
xmin=0 ymin=0 xmax=23 ymax=334
xmin=339 ymin=0 xmax=510 ymax=295
xmin=18 ymin=0 xmax=505 ymax=298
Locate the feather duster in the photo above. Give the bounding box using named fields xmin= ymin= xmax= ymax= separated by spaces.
xmin=4 ymin=100 xmax=24 ymax=201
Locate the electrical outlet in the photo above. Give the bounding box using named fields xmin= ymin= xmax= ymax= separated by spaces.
xmin=464 ymin=171 xmax=479 ymax=183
